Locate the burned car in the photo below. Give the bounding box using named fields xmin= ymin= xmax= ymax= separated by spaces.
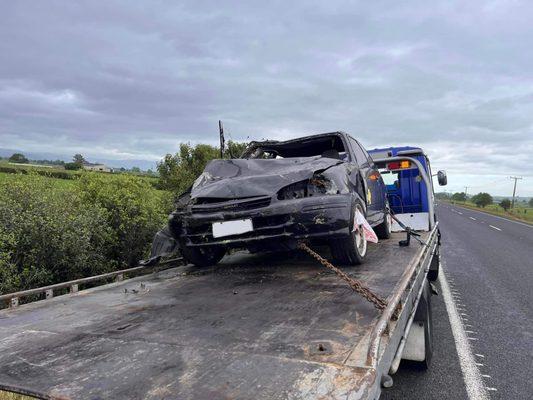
xmin=152 ymin=132 xmax=391 ymax=267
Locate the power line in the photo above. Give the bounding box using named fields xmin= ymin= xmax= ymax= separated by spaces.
xmin=509 ymin=176 xmax=522 ymax=208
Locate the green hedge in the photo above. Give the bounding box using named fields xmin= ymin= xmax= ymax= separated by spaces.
xmin=0 ymin=165 xmax=78 ymax=180
xmin=0 ymin=173 xmax=174 ymax=295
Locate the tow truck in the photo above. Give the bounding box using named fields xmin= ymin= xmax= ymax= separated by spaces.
xmin=0 ymin=146 xmax=447 ymax=400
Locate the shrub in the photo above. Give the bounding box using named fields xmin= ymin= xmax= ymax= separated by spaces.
xmin=0 ymin=173 xmax=173 ymax=295
xmin=65 ymin=162 xmax=82 ymax=170
xmin=0 ymin=174 xmax=114 ymax=295
xmin=499 ymin=199 xmax=511 ymax=211
xmin=77 ymin=174 xmax=174 ymax=266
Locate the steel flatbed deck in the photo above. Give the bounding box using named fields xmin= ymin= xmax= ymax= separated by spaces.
xmin=0 ymin=229 xmax=437 ymax=400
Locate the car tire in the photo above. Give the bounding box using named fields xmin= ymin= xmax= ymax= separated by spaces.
xmin=374 ymin=212 xmax=392 ymax=239
xmin=330 ymin=201 xmax=367 ymax=265
xmin=180 ymin=245 xmax=226 ymax=267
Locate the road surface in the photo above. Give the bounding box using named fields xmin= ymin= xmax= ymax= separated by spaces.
xmin=382 ymin=203 xmax=533 ymax=400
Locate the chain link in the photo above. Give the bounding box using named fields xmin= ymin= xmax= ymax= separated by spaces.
xmin=297 ymin=242 xmax=387 ymax=312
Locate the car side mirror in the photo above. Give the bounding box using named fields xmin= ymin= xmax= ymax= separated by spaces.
xmin=437 ymin=170 xmax=447 ymax=186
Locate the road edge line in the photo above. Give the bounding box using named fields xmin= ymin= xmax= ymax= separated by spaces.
xmin=439 ymin=267 xmax=490 ymax=400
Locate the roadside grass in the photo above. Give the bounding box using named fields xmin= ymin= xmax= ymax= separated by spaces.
xmin=443 ymin=200 xmax=533 ymax=224
xmin=0 ymin=391 xmax=35 ymax=400
xmin=0 ymin=171 xmax=76 ymax=189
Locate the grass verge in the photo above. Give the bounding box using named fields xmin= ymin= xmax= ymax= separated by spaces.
xmin=443 ymin=200 xmax=533 ymax=225
xmin=0 ymin=391 xmax=36 ymax=400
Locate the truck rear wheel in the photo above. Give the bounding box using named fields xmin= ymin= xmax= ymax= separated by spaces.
xmin=330 ymin=202 xmax=367 ymax=265
xmin=412 ymin=281 xmax=433 ymax=369
xmin=180 ymin=245 xmax=225 ymax=268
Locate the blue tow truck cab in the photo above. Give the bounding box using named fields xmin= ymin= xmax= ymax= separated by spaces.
xmin=368 ymin=146 xmax=447 ymax=232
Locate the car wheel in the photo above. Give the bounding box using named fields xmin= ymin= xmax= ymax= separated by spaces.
xmin=330 ymin=201 xmax=367 ymax=265
xmin=180 ymin=245 xmax=226 ymax=267
xmin=374 ymin=211 xmax=392 ymax=239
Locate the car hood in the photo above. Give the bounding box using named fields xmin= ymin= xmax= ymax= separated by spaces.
xmin=191 ymin=157 xmax=344 ymax=198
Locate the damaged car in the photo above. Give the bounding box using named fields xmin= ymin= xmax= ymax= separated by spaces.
xmin=152 ymin=132 xmax=391 ymax=267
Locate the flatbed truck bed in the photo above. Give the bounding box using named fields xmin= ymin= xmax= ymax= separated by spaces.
xmin=0 ymin=228 xmax=438 ymax=400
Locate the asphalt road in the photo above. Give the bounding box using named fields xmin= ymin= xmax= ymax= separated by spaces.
xmin=382 ymin=203 xmax=533 ymax=400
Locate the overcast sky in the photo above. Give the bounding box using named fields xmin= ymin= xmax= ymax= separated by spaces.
xmin=1 ymin=1 xmax=532 ymax=196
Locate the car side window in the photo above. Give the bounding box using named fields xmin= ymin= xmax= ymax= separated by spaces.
xmin=349 ymin=137 xmax=369 ymax=167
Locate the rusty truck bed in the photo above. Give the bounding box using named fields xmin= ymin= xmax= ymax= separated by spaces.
xmin=0 ymin=232 xmax=431 ymax=400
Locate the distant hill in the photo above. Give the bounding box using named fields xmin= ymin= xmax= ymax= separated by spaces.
xmin=0 ymin=148 xmax=158 ymax=171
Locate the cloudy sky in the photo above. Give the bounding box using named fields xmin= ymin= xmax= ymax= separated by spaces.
xmin=1 ymin=0 xmax=532 ymax=196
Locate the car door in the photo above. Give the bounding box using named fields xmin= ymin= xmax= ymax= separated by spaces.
xmin=347 ymin=137 xmax=383 ymax=225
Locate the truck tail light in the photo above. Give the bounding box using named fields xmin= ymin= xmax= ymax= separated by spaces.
xmin=387 ymin=161 xmax=411 ymax=170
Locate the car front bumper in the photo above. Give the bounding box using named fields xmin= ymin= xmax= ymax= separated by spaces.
xmin=170 ymin=194 xmax=355 ymax=248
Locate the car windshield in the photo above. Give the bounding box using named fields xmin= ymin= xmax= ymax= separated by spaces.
xmin=244 ymin=134 xmax=349 ymax=161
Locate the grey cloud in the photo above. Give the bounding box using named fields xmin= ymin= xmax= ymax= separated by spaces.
xmin=0 ymin=0 xmax=532 ymax=194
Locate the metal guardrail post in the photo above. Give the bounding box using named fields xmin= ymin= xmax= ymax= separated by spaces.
xmin=10 ymin=297 xmax=19 ymax=308
xmin=115 ymin=273 xmax=124 ymax=282
xmin=70 ymin=284 xmax=78 ymax=294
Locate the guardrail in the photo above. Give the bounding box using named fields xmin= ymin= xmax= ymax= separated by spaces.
xmin=0 ymin=257 xmax=182 ymax=308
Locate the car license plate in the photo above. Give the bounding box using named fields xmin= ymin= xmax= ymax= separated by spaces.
xmin=212 ymin=219 xmax=253 ymax=238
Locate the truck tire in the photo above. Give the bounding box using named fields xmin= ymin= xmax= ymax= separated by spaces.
xmin=374 ymin=212 xmax=392 ymax=239
xmin=427 ymin=249 xmax=440 ymax=282
xmin=330 ymin=201 xmax=367 ymax=265
xmin=180 ymin=245 xmax=225 ymax=268
xmin=412 ymin=281 xmax=433 ymax=369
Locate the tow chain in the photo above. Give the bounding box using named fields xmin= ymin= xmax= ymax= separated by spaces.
xmin=297 ymin=242 xmax=387 ymax=312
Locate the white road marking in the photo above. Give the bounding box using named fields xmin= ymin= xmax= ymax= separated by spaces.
xmin=489 ymin=225 xmax=501 ymax=231
xmin=486 ymin=387 xmax=498 ymax=392
xmin=481 ymin=374 xmax=491 ymax=378
xmin=469 ymin=217 xmax=476 ymax=221
xmin=475 ymin=354 xmax=485 ymax=358
xmin=439 ymin=267 xmax=490 ymax=400
xmin=457 ymin=211 xmax=463 ymax=215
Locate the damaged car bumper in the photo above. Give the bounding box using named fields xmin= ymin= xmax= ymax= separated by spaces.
xmin=170 ymin=194 xmax=355 ymax=248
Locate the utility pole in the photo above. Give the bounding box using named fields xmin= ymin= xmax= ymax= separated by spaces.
xmin=218 ymin=120 xmax=225 ymax=158
xmin=464 ymin=186 xmax=469 ymax=203
xmin=509 ymin=176 xmax=522 ymax=208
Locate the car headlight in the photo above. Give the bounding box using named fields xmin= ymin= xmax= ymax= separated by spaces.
xmin=277 ymin=174 xmax=333 ymax=200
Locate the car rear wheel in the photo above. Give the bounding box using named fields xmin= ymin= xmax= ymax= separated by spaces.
xmin=330 ymin=202 xmax=367 ymax=265
xmin=180 ymin=245 xmax=226 ymax=267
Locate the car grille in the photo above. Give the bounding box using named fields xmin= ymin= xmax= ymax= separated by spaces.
xmin=191 ymin=196 xmax=271 ymax=214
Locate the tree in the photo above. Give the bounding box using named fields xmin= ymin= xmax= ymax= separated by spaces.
xmin=157 ymin=141 xmax=248 ymax=193
xmin=529 ymin=198 xmax=533 ymax=208
xmin=499 ymin=199 xmax=511 ymax=211
xmin=73 ymin=154 xmax=86 ymax=166
xmin=9 ymin=153 xmax=29 ymax=164
xmin=451 ymin=192 xmax=466 ymax=202
xmin=471 ymin=192 xmax=492 ymax=208
xmin=435 ymin=192 xmax=450 ymax=200
xmin=130 ymin=167 xmax=141 ymax=173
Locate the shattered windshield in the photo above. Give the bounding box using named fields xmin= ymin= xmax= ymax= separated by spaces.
xmin=244 ymin=134 xmax=349 ymax=161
